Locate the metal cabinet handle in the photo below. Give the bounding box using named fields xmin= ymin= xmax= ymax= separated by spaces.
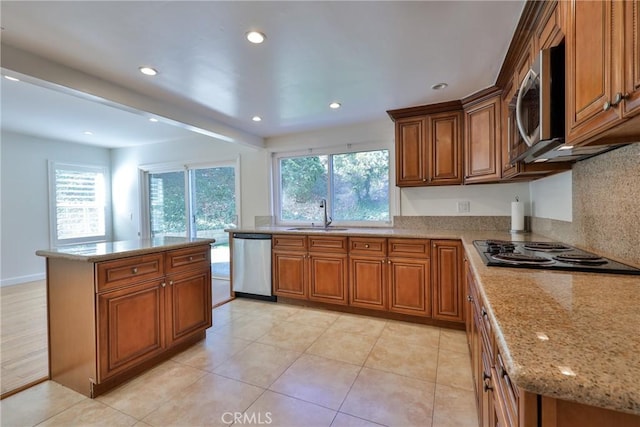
xmin=422 ymin=178 xmax=427 ymax=182
xmin=481 ymin=308 xmax=488 ymax=318
xmin=484 ymin=381 xmax=493 ymax=392
xmin=603 ymin=100 xmax=612 ymax=111
xmin=132 ymin=267 xmax=138 ymax=274
xmin=161 ymin=282 xmax=166 ymax=288
xmin=365 ymin=244 xmax=370 ymax=248
xmin=189 ymin=256 xmax=194 ymax=261
xmin=169 ymin=280 xmax=174 ymax=286
xmin=467 ymin=295 xmax=473 ymax=302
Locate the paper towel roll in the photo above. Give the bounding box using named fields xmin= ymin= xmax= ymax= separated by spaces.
xmin=511 ymin=201 xmax=524 ymax=232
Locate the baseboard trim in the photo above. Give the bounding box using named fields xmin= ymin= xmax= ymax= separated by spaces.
xmin=0 ymin=273 xmax=46 ymax=287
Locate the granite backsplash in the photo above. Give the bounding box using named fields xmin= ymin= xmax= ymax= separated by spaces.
xmin=532 ymin=143 xmax=640 ymax=266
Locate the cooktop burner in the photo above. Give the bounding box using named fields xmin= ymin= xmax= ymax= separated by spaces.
xmin=492 ymin=253 xmax=555 ymax=265
xmin=473 ymin=240 xmax=640 ymax=275
xmin=522 ymin=242 xmax=572 ymax=252
xmin=553 ymin=253 xmax=608 ymax=265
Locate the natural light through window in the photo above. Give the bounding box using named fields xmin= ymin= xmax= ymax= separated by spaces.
xmin=276 ymin=148 xmax=390 ymax=225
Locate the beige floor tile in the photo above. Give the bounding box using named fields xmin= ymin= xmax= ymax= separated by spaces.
xmin=269 ymin=354 xmax=361 ymax=410
xmin=213 ymin=342 xmax=300 ymax=387
xmin=432 ymin=383 xmax=478 ymax=427
xmin=0 ymin=381 xmax=86 ymax=427
xmin=380 ymin=321 xmax=440 ymax=348
xmin=142 ymin=373 xmax=264 ymax=427
xmin=328 ymin=314 xmax=387 ymax=338
xmin=96 ymin=360 xmax=207 ymax=419
xmin=435 ymin=349 xmax=474 ymax=391
xmin=243 ymin=390 xmax=336 ymax=427
xmin=306 ymin=329 xmax=377 ymax=366
xmin=341 ymin=367 xmax=436 ymax=427
xmin=171 ymin=331 xmax=252 ymax=372
xmin=331 ymin=412 xmax=385 ymax=427
xmin=212 ymin=315 xmax=278 ymax=341
xmin=257 ymin=321 xmax=326 ymax=352
xmin=253 ymin=304 xmax=301 ymax=322
xmin=439 ymin=329 xmax=469 ymax=354
xmin=365 ymin=335 xmax=439 ymax=382
xmin=285 ymin=308 xmax=340 ymax=329
xmin=37 ymin=399 xmax=137 ymax=426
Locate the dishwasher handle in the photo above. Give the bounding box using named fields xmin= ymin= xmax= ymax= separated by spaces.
xmin=233 ymin=233 xmax=272 ymax=240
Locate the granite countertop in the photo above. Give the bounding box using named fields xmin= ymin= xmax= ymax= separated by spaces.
xmin=228 ymin=226 xmax=640 ymax=415
xmin=36 ymin=237 xmax=216 ymax=262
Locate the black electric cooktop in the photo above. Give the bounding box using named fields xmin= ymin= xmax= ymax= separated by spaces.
xmin=473 ymin=240 xmax=640 ymax=275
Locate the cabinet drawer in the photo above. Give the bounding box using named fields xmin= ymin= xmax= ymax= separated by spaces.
xmin=97 ymin=254 xmax=164 ymax=292
xmin=272 ymin=235 xmax=307 ymax=251
xmin=165 ymin=245 xmax=211 ymax=274
xmin=308 ymin=236 xmax=348 ymax=253
xmin=388 ymin=238 xmax=431 ymax=258
xmin=349 ymin=237 xmax=387 ymax=256
xmin=494 ymin=350 xmax=519 ymax=427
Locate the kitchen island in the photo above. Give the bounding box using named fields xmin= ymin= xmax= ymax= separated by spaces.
xmin=36 ymin=237 xmax=215 ymax=397
xmin=229 ymin=226 xmax=640 ymax=425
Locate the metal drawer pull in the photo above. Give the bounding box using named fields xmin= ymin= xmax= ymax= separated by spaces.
xmin=161 ymin=282 xmax=166 ymax=288
xmin=189 ymin=256 xmax=194 ymax=261
xmin=132 ymin=267 xmax=138 ymax=274
xmin=365 ymin=244 xmax=370 ymax=248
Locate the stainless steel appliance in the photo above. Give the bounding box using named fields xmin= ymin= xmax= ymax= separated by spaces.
xmin=232 ymin=233 xmax=275 ymax=300
xmin=510 ymin=42 xmax=623 ymax=164
xmin=473 ymin=240 xmax=640 ymax=275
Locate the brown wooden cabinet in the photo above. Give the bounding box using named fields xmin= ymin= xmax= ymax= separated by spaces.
xmin=388 ymin=238 xmax=431 ymax=317
xmin=389 ymin=103 xmax=463 ymax=187
xmin=431 ymin=240 xmax=464 ymax=322
xmin=566 ymin=0 xmax=640 ymax=145
xmin=349 ymin=237 xmax=388 ymax=311
xmin=272 ymin=235 xmax=349 ymax=304
xmin=463 ymin=90 xmax=502 ymax=184
xmin=43 ymin=242 xmax=213 ymax=398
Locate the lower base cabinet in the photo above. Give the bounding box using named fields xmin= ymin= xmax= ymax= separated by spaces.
xmin=47 ymin=244 xmax=212 ymax=397
xmin=349 ymin=255 xmax=387 ymax=310
xmin=388 ymin=257 xmax=431 ymax=316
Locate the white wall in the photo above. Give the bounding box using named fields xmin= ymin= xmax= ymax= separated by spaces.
xmin=529 ymin=170 xmax=572 ymax=221
xmin=0 ymin=131 xmax=111 ymax=285
xmin=400 ymin=182 xmax=531 ymax=216
xmin=110 ymin=135 xmax=270 ymax=240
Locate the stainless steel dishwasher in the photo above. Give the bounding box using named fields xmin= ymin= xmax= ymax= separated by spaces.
xmin=231 ymin=233 xmax=275 ymax=301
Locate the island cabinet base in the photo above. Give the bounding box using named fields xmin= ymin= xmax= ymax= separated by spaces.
xmin=45 ymin=244 xmax=212 ymax=398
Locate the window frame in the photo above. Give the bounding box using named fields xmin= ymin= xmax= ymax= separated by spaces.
xmin=48 ymin=161 xmax=112 ymax=246
xmin=272 ymin=143 xmax=394 ymax=227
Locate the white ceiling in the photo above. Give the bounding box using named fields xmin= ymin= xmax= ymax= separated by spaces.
xmin=0 ymin=1 xmax=525 ymax=148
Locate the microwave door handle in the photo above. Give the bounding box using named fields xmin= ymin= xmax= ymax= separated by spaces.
xmin=515 ymin=69 xmax=538 ymax=147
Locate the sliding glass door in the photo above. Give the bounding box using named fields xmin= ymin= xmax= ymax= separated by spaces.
xmin=146 ymin=163 xmax=239 ymax=288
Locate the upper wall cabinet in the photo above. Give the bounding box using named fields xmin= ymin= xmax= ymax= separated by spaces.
xmin=389 ymin=103 xmax=463 ymax=187
xmin=463 ymin=90 xmax=502 ymax=184
xmin=566 ymin=0 xmax=640 ymax=145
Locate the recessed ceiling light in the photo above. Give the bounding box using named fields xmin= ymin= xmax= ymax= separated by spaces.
xmin=139 ymin=66 xmax=158 ymax=76
xmin=83 ymin=131 xmax=94 ymax=135
xmin=252 ymin=116 xmax=262 ymax=122
xmin=431 ymin=83 xmax=448 ymax=90
xmin=3 ymin=75 xmax=20 ymax=82
xmin=329 ymin=102 xmax=341 ymax=109
xmin=149 ymin=118 xmax=159 ymax=123
xmin=246 ymin=31 xmax=266 ymax=44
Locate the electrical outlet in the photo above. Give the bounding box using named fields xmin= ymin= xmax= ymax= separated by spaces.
xmin=457 ymin=201 xmax=470 ymax=213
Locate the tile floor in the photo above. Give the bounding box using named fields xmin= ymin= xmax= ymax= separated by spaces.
xmin=0 ymin=298 xmax=478 ymax=427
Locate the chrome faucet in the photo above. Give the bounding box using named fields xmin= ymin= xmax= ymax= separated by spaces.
xmin=319 ymin=199 xmax=332 ymax=228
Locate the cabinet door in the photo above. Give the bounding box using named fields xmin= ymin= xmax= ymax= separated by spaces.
xmin=428 ymin=111 xmax=463 ymax=185
xmin=388 ymin=257 xmax=430 ymax=317
xmin=272 ymin=250 xmax=307 ymax=299
xmin=349 ymin=256 xmax=386 ymax=310
xmin=623 ymin=0 xmax=640 ymax=117
xmin=97 ymin=280 xmax=165 ymax=381
xmin=308 ymin=253 xmax=348 ymax=305
xmin=566 ymin=0 xmax=621 ymax=143
xmin=432 ymin=240 xmax=464 ymax=323
xmin=395 ymin=117 xmax=428 ymax=186
xmin=464 ymin=95 xmax=501 ymax=183
xmin=166 ymin=269 xmax=212 ymax=347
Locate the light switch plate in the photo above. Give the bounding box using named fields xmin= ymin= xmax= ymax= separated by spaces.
xmin=457 ymin=201 xmax=470 ymax=213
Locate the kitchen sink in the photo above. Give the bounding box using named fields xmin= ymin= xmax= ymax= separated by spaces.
xmin=287 ymin=227 xmax=349 ymax=231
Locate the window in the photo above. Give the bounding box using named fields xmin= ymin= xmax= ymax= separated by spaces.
xmin=275 ymin=148 xmax=390 ymax=225
xmin=49 ymin=162 xmax=110 ymax=246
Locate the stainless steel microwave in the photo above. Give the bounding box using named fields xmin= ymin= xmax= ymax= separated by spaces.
xmin=515 ymin=42 xmax=565 ymax=149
